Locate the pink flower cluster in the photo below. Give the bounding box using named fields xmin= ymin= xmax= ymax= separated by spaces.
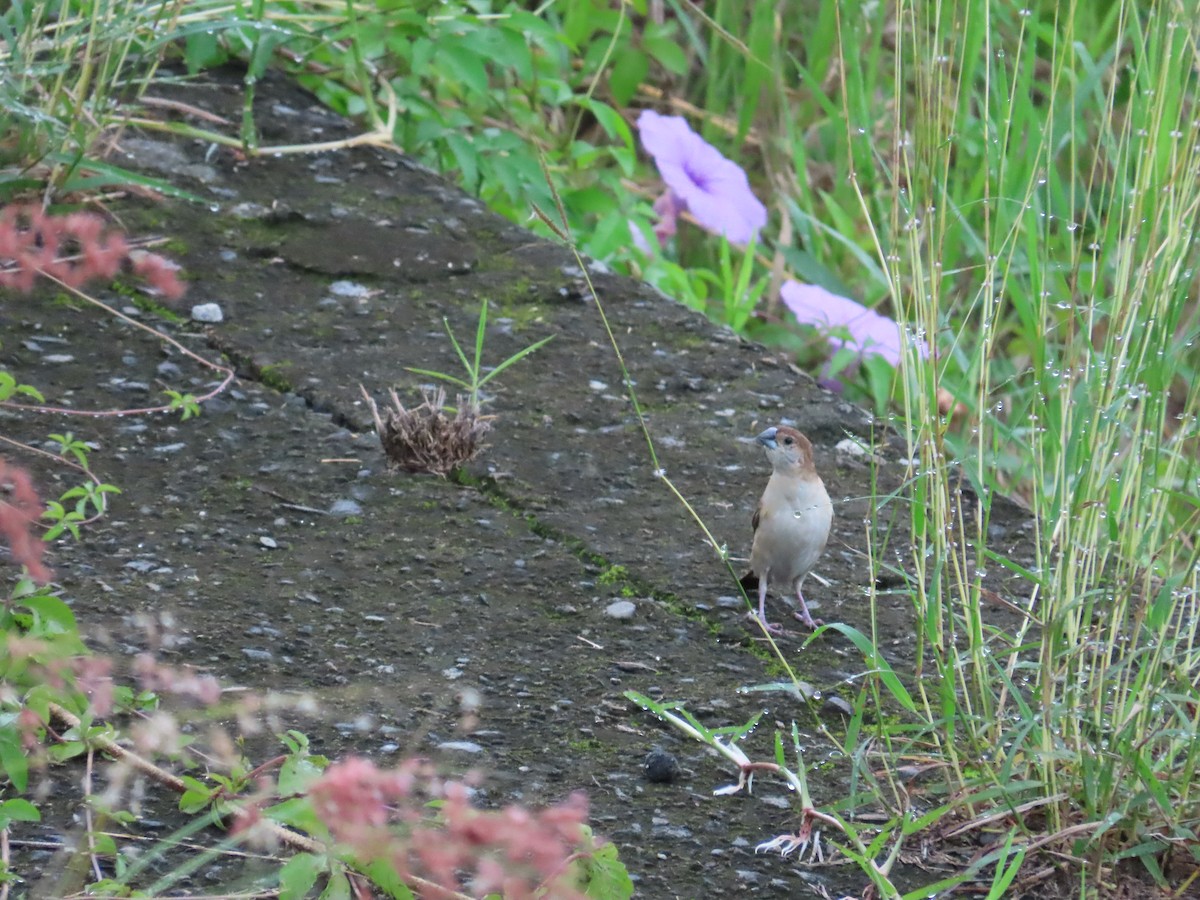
xmin=0 ymin=459 xmax=51 ymax=584
xmin=0 ymin=204 xmax=184 ymax=298
xmin=307 ymin=756 xmax=593 ymax=899
xmin=132 ymin=653 xmax=223 ymax=706
xmin=72 ymin=656 xmax=115 ymax=717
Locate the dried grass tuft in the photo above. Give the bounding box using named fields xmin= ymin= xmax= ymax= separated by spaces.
xmin=360 ymin=385 xmax=492 ymax=477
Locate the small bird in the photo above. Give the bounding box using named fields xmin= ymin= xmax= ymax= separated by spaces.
xmin=744 ymin=425 xmax=833 ymax=632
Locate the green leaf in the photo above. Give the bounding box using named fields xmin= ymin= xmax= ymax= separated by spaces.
xmin=445 ymin=132 xmax=479 ymax=190
xmin=403 ymin=368 xmax=471 ymax=392
xmin=438 ymin=40 xmax=489 ymax=98
xmin=824 ymin=623 xmax=916 ymax=713
xmin=179 ymin=775 xmax=215 ymax=814
xmin=278 ymin=754 xmax=325 ymax=797
xmin=444 ymin=312 xmax=477 ymax=381
xmin=279 ymin=852 xmax=325 ymax=900
xmin=19 ymin=594 xmax=78 ymax=635
xmin=580 ymin=838 xmax=633 ymax=898
xmin=183 ymin=30 xmax=227 ymax=73
xmin=575 ymin=97 xmax=633 ymax=149
xmin=477 ymin=335 xmax=554 ymax=387
xmin=267 ymin=796 xmax=325 ymax=835
xmin=473 ymin=298 xmax=488 ymax=377
xmin=643 ymin=29 xmax=687 ymax=76
xmin=562 ymin=0 xmax=598 ymax=50
xmin=46 ymin=739 xmax=86 ymax=764
xmin=247 ymin=30 xmax=287 ymax=80
xmin=362 ymin=857 xmax=417 ymax=899
xmin=983 ymin=831 xmax=1026 ymax=900
xmin=47 ymin=153 xmax=206 ymax=203
xmin=90 ymin=831 xmax=119 ymax=856
xmin=583 ymin=211 xmax=631 ymax=260
xmin=469 ymin=24 xmax=532 ymax=82
xmin=319 ymin=868 xmax=353 ymax=900
xmin=0 ymin=798 xmax=40 ymax=825
xmin=779 ymin=245 xmax=855 ymax=300
xmin=608 ymin=46 xmax=647 ymax=107
xmin=861 ymin=353 xmax=896 ymax=418
xmin=0 ymin=731 xmax=30 ymax=793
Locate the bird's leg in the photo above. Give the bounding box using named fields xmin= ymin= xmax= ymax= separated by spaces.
xmin=751 ymin=575 xmax=784 ymax=634
xmin=792 ymin=587 xmax=824 ymax=630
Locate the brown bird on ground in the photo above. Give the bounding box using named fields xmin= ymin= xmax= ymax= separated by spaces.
xmin=743 ymin=425 xmax=833 ymax=632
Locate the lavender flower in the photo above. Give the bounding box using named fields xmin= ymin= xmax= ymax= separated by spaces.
xmin=780 ymin=280 xmax=927 ymax=367
xmin=637 ymin=110 xmax=767 ymax=245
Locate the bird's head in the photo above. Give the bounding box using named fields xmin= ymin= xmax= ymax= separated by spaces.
xmin=755 ymin=425 xmax=816 ymax=475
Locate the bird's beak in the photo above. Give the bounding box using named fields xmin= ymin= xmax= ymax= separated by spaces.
xmin=755 ymin=427 xmax=778 ymax=449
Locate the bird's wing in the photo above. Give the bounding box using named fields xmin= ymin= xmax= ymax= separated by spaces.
xmin=742 ymin=498 xmax=764 ymax=589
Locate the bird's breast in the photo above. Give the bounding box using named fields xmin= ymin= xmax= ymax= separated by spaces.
xmin=750 ymin=477 xmax=833 ymax=583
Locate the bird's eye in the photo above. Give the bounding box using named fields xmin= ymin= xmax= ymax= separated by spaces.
xmin=783 ymin=436 xmax=794 ymax=445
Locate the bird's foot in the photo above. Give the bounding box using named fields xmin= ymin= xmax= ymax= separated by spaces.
xmin=793 ymin=610 xmax=824 ymax=630
xmin=747 ymin=610 xmax=785 ymax=635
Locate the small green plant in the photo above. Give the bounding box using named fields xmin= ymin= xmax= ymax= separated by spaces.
xmin=47 ymin=432 xmax=91 ymax=468
xmin=708 ymin=236 xmax=767 ymax=333
xmin=597 ymin=563 xmax=628 ymax=586
xmin=42 ymin=481 xmax=121 ymax=542
xmin=0 ymin=372 xmax=44 ymax=404
xmin=164 ymin=389 xmax=201 ymax=420
xmin=406 ymin=298 xmax=553 ymax=412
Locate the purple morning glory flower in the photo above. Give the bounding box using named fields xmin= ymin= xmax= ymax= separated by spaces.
xmin=780 ymin=280 xmax=927 ymax=367
xmin=637 ymin=109 xmax=767 ymax=245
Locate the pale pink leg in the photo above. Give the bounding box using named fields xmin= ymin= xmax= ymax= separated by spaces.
xmin=750 ymin=575 xmax=783 ymax=634
xmin=793 ymin=586 xmax=823 ymax=630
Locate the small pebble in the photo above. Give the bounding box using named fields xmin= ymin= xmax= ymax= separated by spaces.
xmin=794 ymin=681 xmax=819 ymax=701
xmin=605 ymin=600 xmax=636 ymax=620
xmin=191 ymin=302 xmax=224 ymax=323
xmin=437 ymin=741 xmax=483 ymax=754
xmin=229 ymin=202 xmax=269 ymax=220
xmin=822 ymin=695 xmax=854 ymax=717
xmin=328 ymin=280 xmax=372 ymax=298
xmin=836 ymin=437 xmax=883 ymax=466
xmin=329 ymin=499 xmax=363 ymax=518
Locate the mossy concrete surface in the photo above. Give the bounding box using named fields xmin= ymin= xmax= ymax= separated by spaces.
xmin=1 ymin=68 xmax=1034 ymax=897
